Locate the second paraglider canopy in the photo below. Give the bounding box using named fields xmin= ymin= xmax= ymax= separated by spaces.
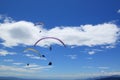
xmin=23 ymin=48 xmax=45 ymax=58
xmin=48 ymin=62 xmax=52 ymax=65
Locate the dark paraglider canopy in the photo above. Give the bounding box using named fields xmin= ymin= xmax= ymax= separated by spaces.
xmin=42 ymin=55 xmax=45 ymax=57
xmin=34 ymin=37 xmax=66 ymax=47
xmin=48 ymin=62 xmax=52 ymax=65
xmin=49 ymin=46 xmax=52 ymax=51
xmin=27 ymin=63 xmax=29 ymax=66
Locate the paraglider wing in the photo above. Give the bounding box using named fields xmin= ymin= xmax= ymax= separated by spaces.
xmin=27 ymin=63 xmax=29 ymax=66
xmin=41 ymin=55 xmax=45 ymax=57
xmin=34 ymin=37 xmax=66 ymax=47
xmin=24 ymin=48 xmax=44 ymax=57
xmin=48 ymin=62 xmax=52 ymax=65
xmin=24 ymin=48 xmax=38 ymax=53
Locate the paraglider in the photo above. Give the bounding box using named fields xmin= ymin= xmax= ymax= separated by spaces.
xmin=34 ymin=37 xmax=66 ymax=47
xmin=24 ymin=48 xmax=45 ymax=58
xmin=48 ymin=62 xmax=52 ymax=65
xmin=33 ymin=37 xmax=66 ymax=66
xmin=22 ymin=32 xmax=66 ymax=66
xmin=41 ymin=55 xmax=45 ymax=57
xmin=27 ymin=63 xmax=29 ymax=66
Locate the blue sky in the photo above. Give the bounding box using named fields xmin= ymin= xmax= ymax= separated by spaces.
xmin=0 ymin=0 xmax=120 ymax=79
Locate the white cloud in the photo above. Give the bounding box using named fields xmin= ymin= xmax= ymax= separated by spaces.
xmin=117 ymin=9 xmax=120 ymax=13
xmin=24 ymin=64 xmax=39 ymax=68
xmin=13 ymin=62 xmax=24 ymax=65
xmin=83 ymin=66 xmax=109 ymax=70
xmin=0 ymin=64 xmax=119 ymax=79
xmin=92 ymin=49 xmax=103 ymax=51
xmin=98 ymin=67 xmax=109 ymax=69
xmin=65 ymin=55 xmax=77 ymax=59
xmin=78 ymin=72 xmax=120 ymax=79
xmin=0 ymin=64 xmax=52 ymax=78
xmin=0 ymin=21 xmax=41 ymax=47
xmin=0 ymin=15 xmax=14 ymax=23
xmin=87 ymin=49 xmax=103 ymax=55
xmin=0 ymin=49 xmax=16 ymax=56
xmin=3 ymin=59 xmax=14 ymax=62
xmin=33 ymin=71 xmax=120 ymax=79
xmin=70 ymin=46 xmax=76 ymax=48
xmin=48 ymin=71 xmax=120 ymax=79
xmin=105 ymin=45 xmax=115 ymax=49
xmin=0 ymin=16 xmax=120 ymax=47
xmin=88 ymin=51 xmax=95 ymax=55
xmin=25 ymin=54 xmax=47 ymax=60
xmin=24 ymin=64 xmax=52 ymax=70
xmin=0 ymin=65 xmax=34 ymax=73
xmin=82 ymin=66 xmax=93 ymax=69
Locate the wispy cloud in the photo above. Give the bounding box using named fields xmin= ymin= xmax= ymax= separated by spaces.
xmin=0 ymin=15 xmax=14 ymax=22
xmin=0 ymin=49 xmax=16 ymax=56
xmin=88 ymin=51 xmax=95 ymax=55
xmin=82 ymin=66 xmax=109 ymax=70
xmin=65 ymin=55 xmax=77 ymax=59
xmin=0 ymin=16 xmax=120 ymax=48
xmin=98 ymin=67 xmax=109 ymax=69
xmin=102 ymin=45 xmax=115 ymax=49
xmin=77 ymin=72 xmax=120 ymax=79
xmin=25 ymin=54 xmax=47 ymax=60
xmin=86 ymin=49 xmax=103 ymax=55
xmin=0 ymin=65 xmax=34 ymax=73
xmin=13 ymin=62 xmax=24 ymax=65
xmin=0 ymin=64 xmax=119 ymax=79
xmin=0 ymin=64 xmax=52 ymax=77
xmin=3 ymin=59 xmax=14 ymax=62
xmin=24 ymin=64 xmax=39 ymax=68
xmin=117 ymin=9 xmax=120 ymax=13
xmin=43 ymin=71 xmax=120 ymax=79
xmin=24 ymin=64 xmax=52 ymax=70
xmin=82 ymin=66 xmax=93 ymax=69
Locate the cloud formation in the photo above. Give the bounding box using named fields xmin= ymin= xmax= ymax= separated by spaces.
xmin=88 ymin=51 xmax=95 ymax=55
xmin=25 ymin=54 xmax=47 ymax=60
xmin=13 ymin=62 xmax=24 ymax=65
xmin=65 ymin=55 xmax=77 ymax=59
xmin=0 ymin=49 xmax=16 ymax=56
xmin=3 ymin=59 xmax=14 ymax=62
xmin=86 ymin=49 xmax=103 ymax=55
xmin=0 ymin=65 xmax=34 ymax=73
xmin=117 ymin=9 xmax=120 ymax=13
xmin=98 ymin=67 xmax=109 ymax=69
xmin=0 ymin=64 xmax=52 ymax=76
xmin=0 ymin=16 xmax=120 ymax=48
